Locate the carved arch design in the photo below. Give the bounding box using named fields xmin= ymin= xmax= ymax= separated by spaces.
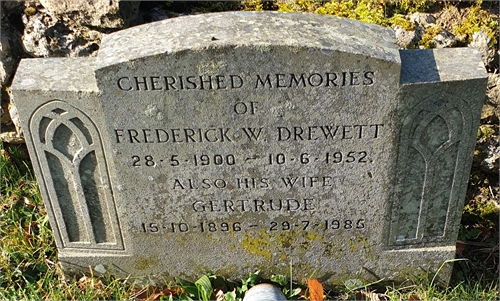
xmin=388 ymin=94 xmax=472 ymax=246
xmin=30 ymin=100 xmax=124 ymax=250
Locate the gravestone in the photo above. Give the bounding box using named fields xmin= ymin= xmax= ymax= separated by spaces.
xmin=11 ymin=12 xmax=487 ymax=285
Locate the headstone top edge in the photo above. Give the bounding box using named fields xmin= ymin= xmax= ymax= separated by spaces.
xmin=96 ymin=11 xmax=400 ymax=70
xmin=11 ymin=57 xmax=98 ymax=92
xmin=399 ymin=48 xmax=488 ymax=85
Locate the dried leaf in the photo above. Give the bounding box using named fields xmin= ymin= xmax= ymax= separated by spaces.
xmin=367 ymin=292 xmax=380 ymax=301
xmin=355 ymin=291 xmax=387 ymax=301
xmin=132 ymin=286 xmax=155 ymax=301
xmin=215 ymin=288 xmax=225 ymax=301
xmin=480 ymin=227 xmax=492 ymax=241
xmin=132 ymin=286 xmax=181 ymax=301
xmin=0 ymin=149 xmax=11 ymax=162
xmin=456 ymin=241 xmax=467 ymax=255
xmin=77 ymin=275 xmax=103 ymax=292
xmin=23 ymin=221 xmax=38 ymax=244
xmin=22 ymin=196 xmax=35 ymax=209
xmin=408 ymin=294 xmax=421 ymax=300
xmin=355 ymin=291 xmax=369 ymax=300
xmin=306 ymin=278 xmax=324 ymax=301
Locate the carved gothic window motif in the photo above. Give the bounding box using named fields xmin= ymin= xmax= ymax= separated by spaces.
xmin=30 ymin=100 xmax=123 ymax=250
xmin=389 ymin=96 xmax=469 ymax=246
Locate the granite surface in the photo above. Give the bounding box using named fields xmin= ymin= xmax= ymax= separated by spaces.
xmin=10 ymin=12 xmax=488 ymax=286
xmin=96 ymin=12 xmax=400 ymax=70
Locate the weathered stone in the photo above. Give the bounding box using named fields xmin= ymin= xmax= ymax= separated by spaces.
xmin=21 ymin=11 xmax=54 ymax=57
xmin=20 ymin=0 xmax=140 ymax=58
xmin=1 ymin=0 xmax=26 ymax=141
xmin=38 ymin=0 xmax=137 ymax=29
xmin=0 ymin=131 xmax=25 ymax=144
xmin=409 ymin=13 xmax=436 ymax=28
xmin=470 ymin=30 xmax=496 ymax=67
xmin=393 ymin=25 xmax=422 ymax=49
xmin=0 ymin=34 xmax=15 ymax=86
xmin=11 ymin=12 xmax=488 ymax=286
xmin=486 ymin=73 xmax=500 ymax=106
xmin=432 ymin=28 xmax=457 ymax=48
xmin=20 ymin=8 xmax=103 ymax=58
xmin=396 ymin=48 xmax=486 ymax=246
xmin=0 ymin=104 xmax=10 ymax=125
xmin=480 ymin=74 xmax=500 ymax=124
xmin=481 ymin=144 xmax=499 ymax=171
xmin=7 ymin=98 xmax=23 ymax=136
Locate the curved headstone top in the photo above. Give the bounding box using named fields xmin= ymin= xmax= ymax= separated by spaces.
xmin=11 ymin=11 xmax=487 ymax=286
xmin=96 ymin=11 xmax=400 ymax=70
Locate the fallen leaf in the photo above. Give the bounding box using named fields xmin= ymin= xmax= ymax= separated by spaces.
xmin=355 ymin=291 xmax=365 ymax=300
xmin=1 ymin=149 xmax=11 ymax=162
xmin=215 ymin=288 xmax=225 ymax=301
xmin=367 ymin=292 xmax=380 ymax=301
xmin=408 ymin=293 xmax=421 ymax=300
xmin=455 ymin=241 xmax=467 ymax=255
xmin=355 ymin=291 xmax=387 ymax=301
xmin=306 ymin=278 xmax=324 ymax=301
xmin=299 ymin=288 xmax=307 ymax=299
xmin=132 ymin=286 xmax=182 ymax=301
xmin=23 ymin=221 xmax=38 ymax=244
xmin=23 ymin=196 xmax=35 ymax=209
xmin=77 ymin=275 xmax=103 ymax=292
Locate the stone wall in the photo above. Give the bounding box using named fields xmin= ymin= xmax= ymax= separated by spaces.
xmin=1 ymin=0 xmax=498 ymax=174
xmin=1 ymin=0 xmax=140 ymax=143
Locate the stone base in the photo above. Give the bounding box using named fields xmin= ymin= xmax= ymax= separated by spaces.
xmin=57 ymin=245 xmax=456 ymax=286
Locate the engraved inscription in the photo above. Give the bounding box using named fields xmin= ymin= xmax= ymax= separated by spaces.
xmin=114 ymin=124 xmax=384 ymax=144
xmin=191 ymin=198 xmax=317 ymax=213
xmin=116 ymin=71 xmax=376 ymax=91
xmin=138 ymin=218 xmax=367 ymax=234
xmin=112 ymin=68 xmax=383 ymax=241
xmin=169 ymin=175 xmax=346 ymax=190
xmin=129 ymin=152 xmax=371 ymax=168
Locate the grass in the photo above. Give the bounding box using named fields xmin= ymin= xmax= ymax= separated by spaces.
xmin=0 ymin=140 xmax=498 ymax=300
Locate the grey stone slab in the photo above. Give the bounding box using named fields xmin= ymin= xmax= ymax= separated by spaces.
xmin=391 ymin=48 xmax=486 ymax=247
xmin=10 ymin=12 xmax=487 ymax=286
xmin=96 ymin=12 xmax=399 ymax=70
xmin=400 ymin=48 xmax=487 ymax=83
xmin=13 ymin=58 xmax=97 ymax=92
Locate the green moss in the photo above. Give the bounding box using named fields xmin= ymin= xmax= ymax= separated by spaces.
xmin=273 ymin=0 xmax=497 ymax=51
xmin=389 ymin=14 xmax=413 ymax=31
xmin=452 ymin=0 xmax=498 ymax=47
xmin=241 ymin=0 xmax=264 ymax=11
xmin=240 ymin=229 xmax=273 ymax=259
xmin=418 ymin=25 xmax=442 ymax=48
xmin=276 ymin=0 xmax=437 ymax=31
xmin=348 ymin=238 xmax=359 ymax=252
xmin=253 ymin=44 xmax=272 ymax=53
xmin=133 ymin=255 xmax=159 ymax=271
xmin=463 ymin=199 xmax=499 ymax=228
xmin=312 ymin=0 xmax=389 ymax=27
xmin=277 ymin=0 xmax=320 ymax=13
xmin=477 ymin=125 xmax=496 ymax=139
xmin=391 ymin=0 xmax=436 ymax=14
xmin=239 ymin=228 xmax=324 ymax=260
xmin=24 ymin=7 xmax=37 ymax=16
